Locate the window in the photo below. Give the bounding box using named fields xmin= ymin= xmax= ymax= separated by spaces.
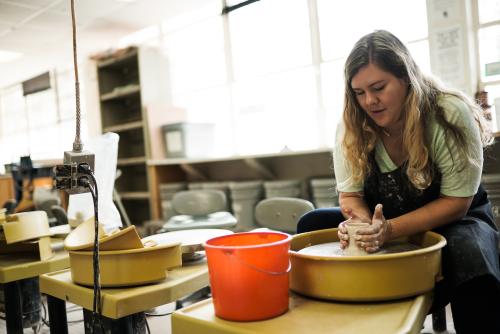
xmin=228 ymin=0 xmax=317 ymax=153
xmin=159 ymin=0 xmax=430 ymax=153
xmin=160 ymin=3 xmax=230 ymax=156
xmin=232 ymin=67 xmax=319 ymax=154
xmin=0 ymin=0 xmax=433 ymax=160
xmin=475 ymin=0 xmax=500 ymax=131
xmin=229 ymin=0 xmax=312 ymax=80
xmin=162 ymin=16 xmax=227 ymax=95
xmin=318 ymin=0 xmax=429 ymax=145
xmin=0 ymin=85 xmax=28 ymax=166
xmin=55 ymin=68 xmax=88 ymax=152
xmin=0 ymin=68 xmax=87 ymax=168
xmin=317 ymin=0 xmax=428 ymax=62
xmin=478 ymin=0 xmax=500 ymax=25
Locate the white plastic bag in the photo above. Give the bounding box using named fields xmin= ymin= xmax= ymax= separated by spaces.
xmin=67 ymin=132 xmax=122 ymax=232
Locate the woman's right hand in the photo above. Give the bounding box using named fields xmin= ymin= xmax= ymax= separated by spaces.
xmin=338 ymin=206 xmax=371 ymax=249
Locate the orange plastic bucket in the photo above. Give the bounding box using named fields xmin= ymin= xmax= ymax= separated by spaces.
xmin=204 ymin=231 xmax=291 ymax=321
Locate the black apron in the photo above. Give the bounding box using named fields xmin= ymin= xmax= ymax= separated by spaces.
xmin=363 ymin=155 xmax=500 ymax=291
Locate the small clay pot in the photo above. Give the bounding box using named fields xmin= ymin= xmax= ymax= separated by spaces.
xmin=344 ymin=222 xmax=370 ymax=256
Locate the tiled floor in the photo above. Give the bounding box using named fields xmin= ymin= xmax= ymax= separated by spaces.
xmin=0 ymin=299 xmax=456 ymax=334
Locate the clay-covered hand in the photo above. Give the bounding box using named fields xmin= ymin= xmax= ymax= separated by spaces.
xmin=338 ymin=206 xmax=371 ymax=249
xmin=355 ymin=204 xmax=391 ymax=253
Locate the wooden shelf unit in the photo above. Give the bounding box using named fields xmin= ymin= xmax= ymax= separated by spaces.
xmin=148 ymin=136 xmax=500 ymax=221
xmin=96 ymin=46 xmax=170 ymax=225
xmin=147 ymin=149 xmax=335 ymax=220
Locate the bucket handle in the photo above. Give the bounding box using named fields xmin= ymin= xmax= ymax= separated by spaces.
xmin=223 ymin=249 xmax=291 ymax=276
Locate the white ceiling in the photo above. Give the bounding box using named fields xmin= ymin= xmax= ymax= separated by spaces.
xmin=0 ymin=0 xmax=208 ymax=87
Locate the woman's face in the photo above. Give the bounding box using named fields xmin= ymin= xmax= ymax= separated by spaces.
xmin=350 ymin=62 xmax=408 ymax=130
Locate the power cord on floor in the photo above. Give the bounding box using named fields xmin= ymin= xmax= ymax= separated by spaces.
xmin=41 ymin=300 xmax=50 ymax=328
xmin=145 ymin=311 xmax=174 ymax=317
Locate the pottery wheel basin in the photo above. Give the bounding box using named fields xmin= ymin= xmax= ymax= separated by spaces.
xmin=290 ymin=228 xmax=446 ymax=301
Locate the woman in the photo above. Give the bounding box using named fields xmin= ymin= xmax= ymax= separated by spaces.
xmin=297 ymin=30 xmax=500 ymax=333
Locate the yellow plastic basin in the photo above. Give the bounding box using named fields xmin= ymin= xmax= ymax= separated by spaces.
xmin=64 ymin=219 xmax=144 ymax=251
xmin=63 ymin=217 xmax=105 ymax=251
xmin=69 ymin=242 xmax=182 ymax=287
xmin=3 ymin=211 xmax=51 ymax=244
xmin=290 ymin=228 xmax=446 ymax=301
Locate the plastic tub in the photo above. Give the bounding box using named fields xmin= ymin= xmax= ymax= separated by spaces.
xmin=313 ymin=196 xmax=339 ymax=208
xmin=264 ymin=180 xmax=301 ymax=199
xmin=64 ymin=225 xmax=143 ymax=251
xmin=229 ymin=181 xmax=263 ymax=231
xmin=159 ymin=183 xmax=188 ymax=220
xmin=481 ymin=173 xmax=500 ymax=185
xmin=69 ymin=242 xmax=182 ymax=287
xmin=3 ymin=211 xmax=51 ymax=244
xmin=229 ymin=181 xmax=263 ymax=200
xmin=159 ymin=182 xmax=187 ymax=193
xmin=161 ymin=200 xmax=175 ymax=220
xmin=310 ymin=178 xmax=337 ymax=199
xmin=187 ymin=182 xmax=204 ymax=190
xmin=310 ymin=178 xmax=336 ymax=188
xmin=204 ymin=232 xmax=291 ymax=321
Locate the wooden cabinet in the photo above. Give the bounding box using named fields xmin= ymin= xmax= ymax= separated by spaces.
xmin=96 ymin=47 xmax=170 ymax=225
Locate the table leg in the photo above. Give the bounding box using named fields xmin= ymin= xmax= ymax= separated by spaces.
xmin=47 ymin=295 xmax=68 ymax=334
xmin=3 ymin=281 xmax=23 ymax=334
xmin=432 ymin=306 xmax=447 ymax=332
xmin=20 ymin=278 xmax=41 ymax=329
xmin=83 ymin=309 xmax=146 ymax=334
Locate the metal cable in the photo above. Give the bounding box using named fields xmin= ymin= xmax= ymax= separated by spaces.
xmin=71 ymin=0 xmax=83 ymax=152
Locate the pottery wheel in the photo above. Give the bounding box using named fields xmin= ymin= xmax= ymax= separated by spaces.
xmin=50 ymin=224 xmax=71 ymax=237
xmin=142 ymin=229 xmax=234 ymax=262
xmin=298 ymin=241 xmax=421 ymax=257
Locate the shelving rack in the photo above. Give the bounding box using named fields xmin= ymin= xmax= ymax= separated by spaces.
xmin=96 ymin=46 xmax=170 ymax=225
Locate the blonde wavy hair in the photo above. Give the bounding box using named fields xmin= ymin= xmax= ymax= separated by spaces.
xmin=342 ymin=30 xmax=492 ymax=190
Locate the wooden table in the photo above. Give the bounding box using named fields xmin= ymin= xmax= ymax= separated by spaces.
xmin=172 ymin=292 xmax=432 ymax=334
xmin=40 ymin=259 xmax=209 ymax=333
xmin=0 ymin=248 xmax=69 ymax=333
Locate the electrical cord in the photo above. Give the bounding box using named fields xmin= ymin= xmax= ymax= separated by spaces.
xmin=41 ymin=300 xmax=50 ymax=328
xmin=145 ymin=311 xmax=174 ymax=317
xmin=87 ymin=185 xmax=103 ymax=329
xmin=78 ymin=164 xmax=104 ymax=333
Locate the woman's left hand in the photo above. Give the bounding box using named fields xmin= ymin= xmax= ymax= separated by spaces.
xmin=356 ymin=204 xmax=392 ymax=253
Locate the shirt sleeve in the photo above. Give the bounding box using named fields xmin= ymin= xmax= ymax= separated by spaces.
xmin=429 ymin=95 xmax=483 ymax=197
xmin=333 ymin=121 xmax=364 ymax=193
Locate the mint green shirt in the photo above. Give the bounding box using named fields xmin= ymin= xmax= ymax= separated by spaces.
xmin=334 ymin=94 xmax=483 ymax=197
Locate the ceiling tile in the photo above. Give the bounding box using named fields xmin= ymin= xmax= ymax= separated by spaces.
xmin=0 ymin=0 xmax=210 ymax=87
xmin=48 ymin=0 xmax=125 ymax=26
xmin=0 ymin=26 xmax=61 ymax=52
xmin=0 ymin=0 xmax=62 ymax=9
xmin=24 ymin=11 xmax=69 ymax=31
xmin=0 ymin=3 xmax=34 ymax=24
